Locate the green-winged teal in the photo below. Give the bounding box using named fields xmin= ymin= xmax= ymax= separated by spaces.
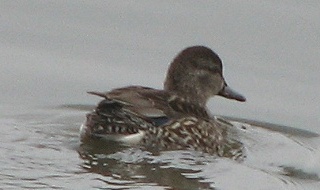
xmin=80 ymin=46 xmax=246 ymax=155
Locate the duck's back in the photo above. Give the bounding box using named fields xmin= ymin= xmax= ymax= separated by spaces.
xmin=81 ymin=86 xmax=178 ymax=142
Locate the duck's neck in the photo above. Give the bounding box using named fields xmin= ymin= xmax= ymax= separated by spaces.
xmin=168 ymin=95 xmax=209 ymax=118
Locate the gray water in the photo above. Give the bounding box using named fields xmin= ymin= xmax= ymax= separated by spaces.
xmin=1 ymin=1 xmax=320 ymax=189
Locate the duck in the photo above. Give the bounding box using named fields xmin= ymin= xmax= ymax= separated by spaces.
xmin=80 ymin=46 xmax=246 ymax=155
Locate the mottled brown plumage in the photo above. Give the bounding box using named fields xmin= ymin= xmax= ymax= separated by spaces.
xmin=80 ymin=46 xmax=245 ymax=156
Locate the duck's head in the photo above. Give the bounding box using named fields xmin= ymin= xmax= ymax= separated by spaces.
xmin=164 ymin=46 xmax=246 ymax=106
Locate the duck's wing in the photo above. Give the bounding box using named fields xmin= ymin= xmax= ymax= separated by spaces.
xmin=88 ymin=86 xmax=171 ymax=126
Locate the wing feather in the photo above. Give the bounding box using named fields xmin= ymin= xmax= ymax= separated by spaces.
xmin=88 ymin=86 xmax=170 ymax=119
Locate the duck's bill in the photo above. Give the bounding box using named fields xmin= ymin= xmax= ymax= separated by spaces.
xmin=218 ymin=85 xmax=246 ymax=102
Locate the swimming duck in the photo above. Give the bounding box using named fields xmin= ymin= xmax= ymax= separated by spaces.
xmin=80 ymin=46 xmax=246 ymax=155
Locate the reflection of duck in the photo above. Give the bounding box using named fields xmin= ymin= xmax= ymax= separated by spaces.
xmin=80 ymin=46 xmax=246 ymax=155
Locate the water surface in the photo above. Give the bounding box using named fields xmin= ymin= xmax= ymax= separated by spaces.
xmin=1 ymin=1 xmax=320 ymax=189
